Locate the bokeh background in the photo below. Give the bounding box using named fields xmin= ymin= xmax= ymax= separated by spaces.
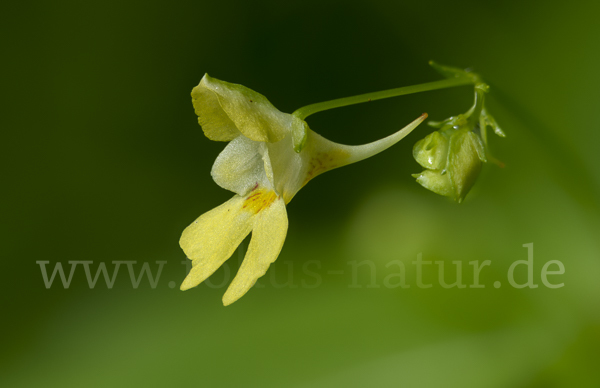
xmin=2 ymin=0 xmax=600 ymax=386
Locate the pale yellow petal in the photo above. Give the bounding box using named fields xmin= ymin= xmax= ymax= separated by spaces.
xmin=195 ymin=74 xmax=291 ymax=143
xmin=222 ymin=197 xmax=288 ymax=305
xmin=180 ymin=195 xmax=253 ymax=290
xmin=211 ymin=136 xmax=273 ymax=196
xmin=264 ymin=133 xmax=306 ymax=203
xmin=191 ymin=75 xmax=241 ymax=141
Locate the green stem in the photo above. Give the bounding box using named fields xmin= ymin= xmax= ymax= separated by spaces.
xmin=292 ymin=77 xmax=474 ymax=120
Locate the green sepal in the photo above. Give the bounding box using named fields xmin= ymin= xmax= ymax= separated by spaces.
xmin=412 ymin=170 xmax=454 ymax=198
xmin=446 ymin=129 xmax=485 ymax=202
xmin=413 ymin=130 xmax=450 ymax=170
xmin=291 ymin=117 xmax=309 ymax=153
xmin=480 ymin=107 xmax=506 ymax=139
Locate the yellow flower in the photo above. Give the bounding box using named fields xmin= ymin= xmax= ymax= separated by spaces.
xmin=180 ymin=74 xmax=426 ymax=305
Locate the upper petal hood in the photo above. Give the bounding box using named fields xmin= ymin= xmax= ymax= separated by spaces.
xmin=192 ymin=74 xmax=292 ymax=143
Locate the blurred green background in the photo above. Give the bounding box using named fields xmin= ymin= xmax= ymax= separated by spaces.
xmin=2 ymin=0 xmax=600 ymax=386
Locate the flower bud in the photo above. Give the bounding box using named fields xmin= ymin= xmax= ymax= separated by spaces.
xmin=413 ymin=126 xmax=486 ymax=203
xmin=412 ymin=75 xmax=502 ymax=203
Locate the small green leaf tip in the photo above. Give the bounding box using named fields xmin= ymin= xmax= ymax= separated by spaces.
xmin=429 ymin=60 xmax=483 ymax=84
xmin=412 ymin=67 xmax=504 ymax=202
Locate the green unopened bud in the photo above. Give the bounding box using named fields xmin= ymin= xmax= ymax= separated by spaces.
xmin=413 ymin=127 xmax=485 ymax=203
xmin=412 ymin=67 xmax=504 ymax=203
